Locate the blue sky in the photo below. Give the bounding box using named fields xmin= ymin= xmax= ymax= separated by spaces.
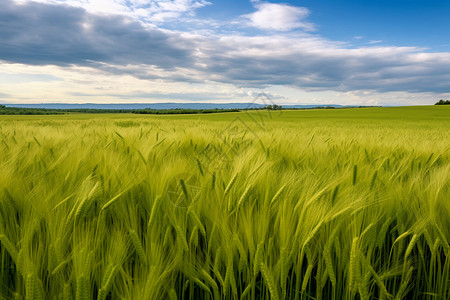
xmin=1 ymin=0 xmax=449 ymax=105
xmin=196 ymin=0 xmax=450 ymax=51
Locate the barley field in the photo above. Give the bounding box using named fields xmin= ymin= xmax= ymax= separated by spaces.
xmin=0 ymin=106 xmax=449 ymax=299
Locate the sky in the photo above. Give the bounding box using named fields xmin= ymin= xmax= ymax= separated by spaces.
xmin=1 ymin=0 xmax=450 ymax=106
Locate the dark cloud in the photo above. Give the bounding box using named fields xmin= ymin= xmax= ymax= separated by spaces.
xmin=198 ymin=41 xmax=450 ymax=93
xmin=0 ymin=0 xmax=192 ymax=68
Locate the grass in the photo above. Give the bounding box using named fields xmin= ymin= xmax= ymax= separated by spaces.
xmin=0 ymin=106 xmax=449 ymax=299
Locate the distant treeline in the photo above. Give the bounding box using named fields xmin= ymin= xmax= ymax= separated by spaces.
xmin=133 ymin=108 xmax=240 ymax=114
xmin=0 ymin=106 xmax=65 ymax=115
xmin=435 ymin=99 xmax=450 ymax=105
xmin=0 ymin=104 xmax=386 ymax=115
xmin=0 ymin=105 xmax=240 ymax=115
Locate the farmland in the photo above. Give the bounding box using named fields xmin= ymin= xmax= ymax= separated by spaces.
xmin=0 ymin=106 xmax=449 ymax=299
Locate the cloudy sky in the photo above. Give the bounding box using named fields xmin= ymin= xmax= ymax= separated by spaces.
xmin=1 ymin=0 xmax=449 ymax=105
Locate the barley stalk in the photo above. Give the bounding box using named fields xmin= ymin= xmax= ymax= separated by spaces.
xmin=0 ymin=234 xmax=18 ymax=263
xmin=147 ymin=195 xmax=163 ymax=232
xmin=188 ymin=208 xmax=206 ymax=237
xmin=129 ymin=229 xmax=148 ymax=265
xmin=349 ymin=237 xmax=359 ymax=290
xmin=261 ymin=263 xmax=279 ymax=300
xmin=254 ymin=241 xmax=264 ymax=277
xmin=270 ymin=184 xmax=286 ymax=207
xmin=224 ymin=173 xmax=238 ymax=198
xmin=353 ymin=165 xmax=358 ymax=185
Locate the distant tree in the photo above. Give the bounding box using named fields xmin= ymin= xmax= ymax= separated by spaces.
xmin=264 ymin=104 xmax=282 ymax=110
xmin=435 ymin=99 xmax=450 ymax=105
xmin=0 ymin=105 xmax=5 ymax=109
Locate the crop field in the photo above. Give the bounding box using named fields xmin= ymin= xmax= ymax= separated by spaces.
xmin=0 ymin=106 xmax=449 ymax=299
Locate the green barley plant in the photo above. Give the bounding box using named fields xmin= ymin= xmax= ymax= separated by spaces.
xmin=0 ymin=106 xmax=449 ymax=299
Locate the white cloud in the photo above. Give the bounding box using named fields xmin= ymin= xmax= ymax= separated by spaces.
xmin=242 ymin=1 xmax=315 ymax=31
xmin=12 ymin=0 xmax=211 ymax=22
